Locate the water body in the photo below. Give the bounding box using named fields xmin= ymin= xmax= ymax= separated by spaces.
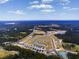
xmin=0 ymin=20 xmax=79 ymax=25
xmin=58 ymin=51 xmax=68 ymax=59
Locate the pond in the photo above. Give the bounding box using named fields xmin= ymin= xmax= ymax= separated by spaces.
xmin=57 ymin=51 xmax=68 ymax=59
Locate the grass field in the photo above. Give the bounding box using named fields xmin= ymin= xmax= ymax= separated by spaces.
xmin=0 ymin=48 xmax=17 ymax=59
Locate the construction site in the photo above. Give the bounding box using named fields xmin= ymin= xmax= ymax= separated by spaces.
xmin=12 ymin=25 xmax=68 ymax=59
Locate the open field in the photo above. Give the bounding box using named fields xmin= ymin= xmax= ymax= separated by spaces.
xmin=0 ymin=48 xmax=18 ymax=59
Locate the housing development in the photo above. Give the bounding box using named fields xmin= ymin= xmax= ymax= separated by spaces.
xmin=13 ymin=26 xmax=68 ymax=59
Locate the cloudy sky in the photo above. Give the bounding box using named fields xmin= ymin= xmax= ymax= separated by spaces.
xmin=0 ymin=0 xmax=79 ymax=21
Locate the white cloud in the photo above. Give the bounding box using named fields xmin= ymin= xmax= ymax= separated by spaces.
xmin=30 ymin=1 xmax=39 ymax=4
xmin=0 ymin=0 xmax=9 ymax=4
xmin=41 ymin=9 xmax=55 ymax=13
xmin=63 ymin=6 xmax=70 ymax=9
xmin=8 ymin=10 xmax=24 ymax=15
xmin=42 ymin=0 xmax=54 ymax=3
xmin=63 ymin=6 xmax=79 ymax=11
xmin=28 ymin=0 xmax=55 ymax=13
xmin=69 ymin=8 xmax=79 ymax=11
xmin=60 ymin=0 xmax=70 ymax=5
xmin=29 ymin=4 xmax=53 ymax=9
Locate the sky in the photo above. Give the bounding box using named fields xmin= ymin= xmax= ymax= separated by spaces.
xmin=0 ymin=0 xmax=79 ymax=21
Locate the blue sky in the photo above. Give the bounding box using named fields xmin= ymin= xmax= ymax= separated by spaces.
xmin=0 ymin=0 xmax=79 ymax=21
